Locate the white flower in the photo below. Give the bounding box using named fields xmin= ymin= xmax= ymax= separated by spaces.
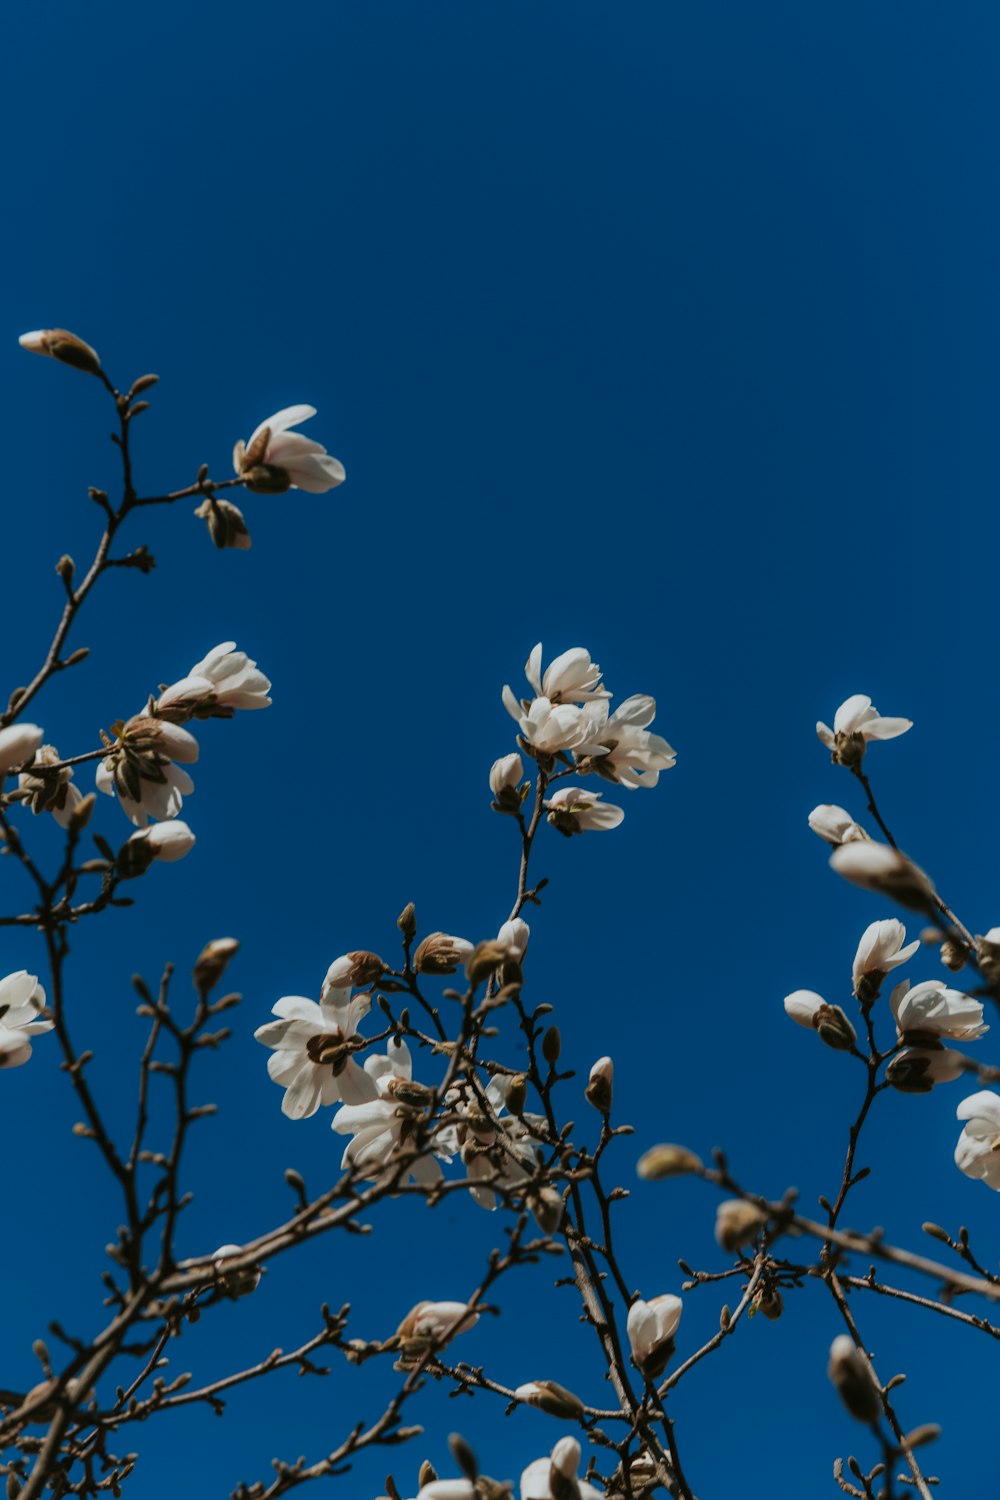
xmin=254 ymin=986 xmax=377 ymax=1120
xmin=490 ymin=752 xmax=523 ymax=797
xmin=212 ymin=1244 xmax=261 ymax=1297
xmin=502 ymin=645 xmax=611 ymax=755
xmin=808 ymin=805 xmax=869 ymax=846
xmin=505 ymin=696 xmax=603 ymax=757
xmin=332 ymin=1038 xmax=447 ymax=1185
xmin=886 ymin=1045 xmax=965 ymax=1093
xmin=395 ymin=1300 xmax=479 ymax=1347
xmin=627 ymin=1293 xmax=683 ymax=1377
xmin=830 ymin=842 xmax=935 ymax=911
xmin=18 ymin=328 xmax=101 ymax=374
xmin=444 ymin=1073 xmax=541 ymax=1210
xmin=96 ymin=718 xmax=199 ymax=828
xmin=233 ymin=405 xmax=345 ymax=493
xmin=0 ymin=971 xmax=52 ymax=1070
xmin=521 ymin=1437 xmax=603 ymax=1500
xmin=418 ymin=1484 xmax=477 ymax=1500
xmin=955 ymin=1092 xmax=1000 ymax=1190
xmin=816 ymin=694 xmax=912 ymax=765
xmin=782 ymin=990 xmax=857 ymax=1050
xmin=852 ymin=919 xmax=920 ymax=992
xmin=127 ymin=820 xmax=196 ymax=863
xmin=155 ymin=642 xmax=271 ymax=720
xmin=577 ymin=695 xmax=676 ymax=788
xmin=0 ymin=724 xmax=44 ymax=779
xmin=510 ymin=644 xmax=610 ymax=708
xmin=889 ymin=979 xmax=987 ymax=1041
xmin=497 ymin=917 xmax=530 ymax=961
xmin=18 ymin=744 xmax=82 ymax=827
xmin=545 ymin=785 xmax=624 ymax=834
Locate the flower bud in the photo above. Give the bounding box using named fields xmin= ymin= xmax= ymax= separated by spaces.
xmin=414 ymin=933 xmax=473 ymax=975
xmin=752 ymin=1286 xmax=783 ymax=1321
xmin=193 ymin=937 xmax=239 ymax=991
xmin=505 ymin=1073 xmax=527 ymax=1115
xmin=19 ymin=328 xmax=102 ymax=375
xmin=464 ymin=940 xmax=510 ymax=986
xmin=194 ymin=496 xmax=252 ymax=550
xmin=827 ymin=1334 xmax=881 ymax=1425
xmin=585 ymin=1056 xmax=613 ymax=1112
xmin=531 ymin=1186 xmax=564 ymax=1234
xmin=783 ymin=991 xmax=857 ymax=1051
xmin=829 ymin=842 xmax=936 ymax=913
xmin=807 ymin=804 xmax=869 ymax=846
xmin=0 ymin=723 xmax=44 ymax=779
xmin=636 ymin=1143 xmax=703 ymax=1180
xmin=124 ymin=820 xmax=196 ymax=871
xmin=541 ymin=1026 xmax=561 ymax=1065
xmin=885 ymin=1045 xmax=965 ymax=1093
xmin=715 ymin=1199 xmax=766 ymax=1252
xmin=513 ymin=1379 xmax=585 ymax=1419
xmin=976 ymin=928 xmax=1000 ymax=986
xmin=343 ymin=951 xmax=386 ymax=986
xmin=212 ymin=1244 xmax=261 ymax=1298
xmin=397 ymin=902 xmax=417 ymax=940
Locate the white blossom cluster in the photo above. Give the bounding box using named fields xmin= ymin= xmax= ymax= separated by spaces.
xmin=495 ymin=644 xmax=675 ymax=837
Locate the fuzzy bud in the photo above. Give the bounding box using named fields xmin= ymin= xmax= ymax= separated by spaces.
xmin=541 ymin=1026 xmax=561 ymax=1065
xmin=828 ymin=1335 xmax=882 ymax=1425
xmin=414 ymin=933 xmax=473 ymax=975
xmin=637 ymin=1144 xmax=703 ymax=1180
xmin=505 ymin=1073 xmax=527 ymax=1115
xmin=829 ymin=842 xmax=936 ymax=914
xmin=585 ymin=1055 xmax=613 ymax=1113
xmin=19 ymin=328 xmax=102 ymax=375
xmin=193 ymin=937 xmax=239 ymax=992
xmin=464 ymin=940 xmax=510 ymax=986
xmin=513 ymin=1379 xmax=585 ymax=1419
xmin=194 ymin=496 xmax=252 ymax=551
xmin=715 ymin=1199 xmax=766 ymax=1252
xmin=397 ymin=902 xmax=417 ymax=941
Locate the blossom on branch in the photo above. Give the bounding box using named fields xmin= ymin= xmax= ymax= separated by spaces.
xmin=233 ymin=405 xmax=345 ymax=494
xmin=125 ymin=819 xmax=196 ymax=866
xmin=886 ymin=1045 xmax=965 ymax=1093
xmin=783 ymin=990 xmax=857 ymax=1051
xmin=0 ymin=724 xmax=44 ymax=779
xmin=395 ymin=1300 xmax=479 ymax=1361
xmin=521 ymin=1438 xmax=603 ymax=1500
xmin=96 ymin=717 xmax=199 ymax=827
xmin=955 ymin=1092 xmax=1000 ymax=1190
xmin=502 ymin=644 xmax=610 ymax=757
xmin=254 ymin=984 xmax=378 ymax=1120
xmin=154 ymin=642 xmax=272 ymax=721
xmin=0 ymin=971 xmax=52 ymax=1070
xmin=852 ymin=919 xmax=920 ymax=997
xmin=627 ymin=1292 xmax=683 ymax=1378
xmin=830 ymin=842 xmax=936 ymax=913
xmin=889 ymin=979 xmax=987 ymax=1042
xmin=576 ymin=695 xmax=676 ymax=787
xmin=18 ymin=328 xmax=102 ymax=376
xmin=808 ymin=804 xmax=869 ymax=846
xmin=332 ymin=1037 xmax=447 ymax=1185
xmin=17 ymin=744 xmax=82 ymax=826
xmin=544 ymin=785 xmax=624 ymax=835
xmin=816 ymin=694 xmax=912 ymax=767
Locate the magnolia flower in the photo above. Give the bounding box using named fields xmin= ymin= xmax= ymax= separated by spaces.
xmin=545 ymin=785 xmax=624 ymax=835
xmin=321 ymin=952 xmax=386 ymax=992
xmin=18 ymin=744 xmax=82 ymax=827
xmin=808 ymin=804 xmax=868 ymax=846
xmin=233 ymin=405 xmax=345 ymax=493
xmin=395 ymin=1300 xmax=479 ymax=1354
xmin=828 ymin=1334 xmax=881 ymax=1424
xmin=889 ymin=979 xmax=987 ymax=1042
xmin=413 ymin=933 xmax=474 ymax=975
xmin=783 ymin=991 xmax=857 ymax=1051
xmin=443 ymin=1073 xmax=542 ymax=1210
xmin=19 ymin=328 xmax=101 ymax=374
xmin=830 ymin=842 xmax=935 ymax=912
xmin=505 ymin=696 xmax=603 ymax=757
xmin=96 ymin=718 xmax=199 ymax=827
xmin=627 ymin=1293 xmax=683 ymax=1378
xmin=514 ymin=1381 xmax=585 ymax=1419
xmin=126 ymin=820 xmax=196 ymax=864
xmin=417 ymin=1484 xmax=477 ymax=1500
xmin=577 ymin=695 xmax=676 ymax=788
xmin=521 ymin=1438 xmax=603 ymax=1500
xmin=816 ymin=694 xmax=912 ymax=766
xmin=490 ymin=753 xmax=523 ymax=796
xmin=0 ymin=971 xmax=52 ymax=1069
xmin=852 ymin=919 xmax=920 ymax=994
xmin=0 ymin=723 xmax=44 ymax=779
xmin=332 ymin=1038 xmax=447 ymax=1185
xmin=886 ymin=1045 xmax=965 ymax=1093
xmin=955 ymin=1092 xmax=1000 ymax=1190
xmin=254 ymin=986 xmax=377 ymax=1120
xmin=497 ymin=917 xmax=530 ymax=962
xmin=506 ymin=644 xmax=610 ymax=709
xmin=154 ymin=642 xmax=272 ymax=720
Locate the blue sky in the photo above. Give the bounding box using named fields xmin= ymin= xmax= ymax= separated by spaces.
xmin=3 ymin=2 xmax=999 ymax=1495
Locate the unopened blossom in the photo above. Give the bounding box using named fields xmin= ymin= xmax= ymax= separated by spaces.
xmin=195 ymin=494 xmax=252 ymax=550
xmin=0 ymin=971 xmax=51 ymax=1070
xmin=19 ymin=328 xmax=102 ymax=375
xmin=514 ymin=1380 xmax=585 ymax=1419
xmin=851 ymin=919 xmax=920 ymax=996
xmin=0 ymin=724 xmax=44 ymax=779
xmin=96 ymin=717 xmax=199 ymax=827
xmin=627 ymin=1293 xmax=683 ymax=1378
xmin=886 ymin=1045 xmax=965 ymax=1093
xmin=830 ymin=842 xmax=935 ymax=912
xmin=489 ymin=753 xmax=523 ymax=797
xmin=544 ymin=785 xmax=624 ymax=835
xmin=417 ymin=1482 xmax=478 ymax=1500
xmin=715 ymin=1199 xmax=765 ymax=1252
xmin=783 ymin=991 xmax=857 ymax=1051
xmin=585 ymin=1055 xmax=613 ymax=1112
xmin=413 ymin=933 xmax=474 ymax=975
xmin=443 ymin=1074 xmax=542 ymax=1210
xmin=395 ymin=1300 xmax=479 ymax=1355
xmin=521 ymin=1437 xmax=603 ymax=1500
xmin=154 ymin=642 xmax=272 ymax=721
xmin=254 ymin=985 xmax=377 ymax=1120
xmin=808 ymin=804 xmax=869 ymax=846
xmin=577 ymin=695 xmax=677 ymax=788
xmin=233 ymin=405 xmax=345 ymax=493
xmin=828 ymin=1334 xmax=881 ymax=1425
xmin=333 ymin=1038 xmax=448 ymax=1185
xmin=976 ymin=928 xmax=1000 ymax=986
xmin=127 ymin=820 xmax=196 ymax=863
xmin=497 ymin=917 xmax=530 ymax=962
xmin=889 ymin=979 xmax=987 ymax=1042
xmin=212 ymin=1244 xmax=261 ymax=1298
xmin=955 ymin=1092 xmax=1000 ymax=1190
xmin=18 ymin=744 xmax=82 ymax=827
xmin=321 ymin=951 xmax=386 ymax=992
xmin=816 ymin=694 xmax=912 ymax=767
